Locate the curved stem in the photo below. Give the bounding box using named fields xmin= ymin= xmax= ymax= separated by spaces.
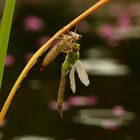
xmin=0 ymin=0 xmax=110 ymax=123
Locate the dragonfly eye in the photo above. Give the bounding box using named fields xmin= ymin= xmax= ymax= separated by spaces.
xmin=73 ymin=43 xmax=80 ymax=52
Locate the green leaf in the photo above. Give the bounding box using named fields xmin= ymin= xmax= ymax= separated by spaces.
xmin=0 ymin=0 xmax=16 ymax=89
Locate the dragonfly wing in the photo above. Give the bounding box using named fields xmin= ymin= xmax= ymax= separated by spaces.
xmin=69 ymin=64 xmax=76 ymax=93
xmin=75 ymin=60 xmax=90 ymax=86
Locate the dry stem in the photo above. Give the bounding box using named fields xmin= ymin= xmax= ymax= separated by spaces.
xmin=0 ymin=0 xmax=110 ymax=123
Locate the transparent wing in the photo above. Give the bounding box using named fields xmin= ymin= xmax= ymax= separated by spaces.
xmin=75 ymin=60 xmax=90 ymax=86
xmin=69 ymin=64 xmax=76 ymax=93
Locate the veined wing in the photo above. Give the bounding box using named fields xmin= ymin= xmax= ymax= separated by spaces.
xmin=69 ymin=64 xmax=76 ymax=93
xmin=75 ymin=60 xmax=90 ymax=86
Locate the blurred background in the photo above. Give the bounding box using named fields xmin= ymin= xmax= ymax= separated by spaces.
xmin=0 ymin=0 xmax=140 ymax=140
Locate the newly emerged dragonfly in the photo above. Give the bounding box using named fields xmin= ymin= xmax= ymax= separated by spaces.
xmin=41 ymin=31 xmax=89 ymax=117
xmin=57 ymin=43 xmax=90 ymax=117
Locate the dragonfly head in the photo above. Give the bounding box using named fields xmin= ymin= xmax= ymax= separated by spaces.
xmin=68 ymin=31 xmax=82 ymax=41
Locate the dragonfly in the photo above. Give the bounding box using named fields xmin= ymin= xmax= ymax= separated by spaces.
xmin=40 ymin=31 xmax=90 ymax=117
xmin=57 ymin=43 xmax=90 ymax=117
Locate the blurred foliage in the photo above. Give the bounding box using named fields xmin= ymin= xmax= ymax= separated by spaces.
xmin=0 ymin=0 xmax=16 ymax=89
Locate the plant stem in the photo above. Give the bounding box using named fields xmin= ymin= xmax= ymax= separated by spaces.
xmin=0 ymin=0 xmax=110 ymax=123
xmin=0 ymin=0 xmax=16 ymax=89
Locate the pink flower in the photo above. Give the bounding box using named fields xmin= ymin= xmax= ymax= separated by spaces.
xmin=117 ymin=15 xmax=131 ymax=28
xmin=23 ymin=15 xmax=45 ymax=32
xmin=5 ymin=54 xmax=15 ymax=66
xmin=98 ymin=24 xmax=113 ymax=39
xmin=98 ymin=24 xmax=121 ymax=46
xmin=113 ymin=105 xmax=125 ymax=117
xmin=102 ymin=120 xmax=119 ymax=130
xmin=68 ymin=96 xmax=97 ymax=107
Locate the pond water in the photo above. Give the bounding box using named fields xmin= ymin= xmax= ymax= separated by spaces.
xmin=0 ymin=0 xmax=140 ymax=140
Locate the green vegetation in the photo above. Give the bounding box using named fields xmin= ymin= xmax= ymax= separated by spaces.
xmin=0 ymin=0 xmax=16 ymax=89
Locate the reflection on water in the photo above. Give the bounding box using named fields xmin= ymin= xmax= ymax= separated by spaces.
xmin=82 ymin=58 xmax=130 ymax=76
xmin=73 ymin=108 xmax=135 ymax=129
xmin=48 ymin=96 xmax=97 ymax=111
xmin=82 ymin=48 xmax=130 ymax=76
xmin=13 ymin=135 xmax=55 ymax=140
